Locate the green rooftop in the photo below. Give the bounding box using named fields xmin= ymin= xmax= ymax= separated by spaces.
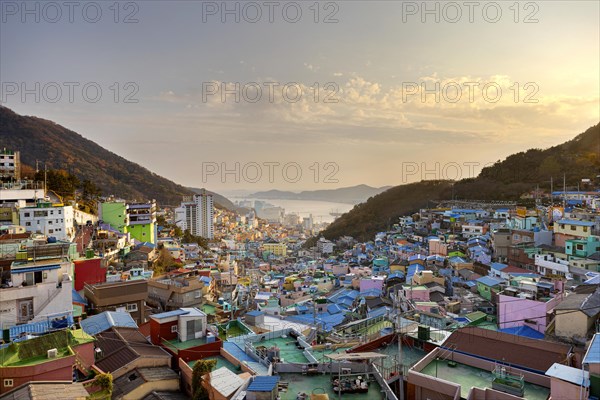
xmin=278 ymin=373 xmax=382 ymax=400
xmin=421 ymin=358 xmax=550 ymax=400
xmin=217 ymin=320 xmax=252 ymax=340
xmin=202 ymin=304 xmax=217 ymax=316
xmin=163 ymin=336 xmax=211 ymax=351
xmin=254 ymin=337 xmax=309 ymax=364
xmin=189 ymin=355 xmax=241 ymax=374
xmin=0 ymin=329 xmax=93 ymax=367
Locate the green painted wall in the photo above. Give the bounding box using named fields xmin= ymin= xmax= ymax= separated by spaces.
xmin=100 ymin=202 xmax=128 ymax=233
xmin=127 ymin=223 xmax=155 ymax=244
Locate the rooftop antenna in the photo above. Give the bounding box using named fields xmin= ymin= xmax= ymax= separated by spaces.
xmin=44 ymin=163 xmax=47 ymax=199
xmin=563 ymin=173 xmax=566 ymax=209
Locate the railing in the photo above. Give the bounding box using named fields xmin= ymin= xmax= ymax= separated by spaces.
xmin=436 ymin=344 xmax=458 ymax=365
xmin=35 ymin=282 xmax=67 ymax=316
xmin=372 ymin=363 xmax=400 ymax=400
xmin=245 ymin=341 xmax=272 ymax=368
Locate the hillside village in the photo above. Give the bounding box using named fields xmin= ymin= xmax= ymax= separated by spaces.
xmin=0 ymin=147 xmax=600 ymax=400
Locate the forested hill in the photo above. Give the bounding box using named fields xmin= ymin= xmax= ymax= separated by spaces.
xmin=318 ymin=123 xmax=600 ymax=241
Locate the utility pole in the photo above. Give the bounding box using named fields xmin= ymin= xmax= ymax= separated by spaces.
xmin=563 ymin=173 xmax=566 ymax=209
xmin=396 ymin=292 xmax=405 ymax=400
xmin=44 ymin=163 xmax=47 ymax=198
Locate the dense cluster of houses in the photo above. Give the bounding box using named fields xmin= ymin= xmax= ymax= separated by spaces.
xmin=1 ymin=149 xmax=600 ymax=399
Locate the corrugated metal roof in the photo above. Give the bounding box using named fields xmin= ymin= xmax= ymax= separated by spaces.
xmin=545 ymin=363 xmax=590 ymax=386
xmin=556 ymin=219 xmax=595 ymax=227
xmin=208 ymin=367 xmax=244 ymax=397
xmin=150 ymin=309 xmax=189 ymax=319
xmin=583 ymin=333 xmax=600 ymax=364
xmin=247 ymin=376 xmax=280 ymax=392
xmin=81 ymin=311 xmax=137 ymax=335
xmin=476 ymin=276 xmax=504 ymax=287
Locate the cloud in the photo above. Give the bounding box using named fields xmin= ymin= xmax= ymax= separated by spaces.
xmin=151 ymin=74 xmax=599 ymax=146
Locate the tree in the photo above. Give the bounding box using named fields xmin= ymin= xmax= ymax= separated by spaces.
xmin=182 ymin=229 xmax=209 ymax=249
xmin=153 ymin=247 xmax=182 ymax=276
xmin=81 ymin=179 xmax=101 ymax=201
xmin=94 ymin=372 xmax=113 ymax=394
xmin=191 ymin=359 xmax=217 ymax=400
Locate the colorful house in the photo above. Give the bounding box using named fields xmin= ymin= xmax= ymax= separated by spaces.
xmin=476 ymin=276 xmax=505 ymax=301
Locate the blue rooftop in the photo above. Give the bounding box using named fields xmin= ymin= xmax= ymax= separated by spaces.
xmin=476 ymin=276 xmax=504 ymax=287
xmin=247 ymin=376 xmax=280 ymax=392
xmin=387 ymin=271 xmax=405 ymax=280
xmin=246 ymin=311 xmax=265 ymax=317
xmin=81 ymin=311 xmax=137 ymax=335
xmin=406 ymin=264 xmax=425 ymax=283
xmin=72 ymin=289 xmax=88 ymax=305
xmin=287 ymin=311 xmax=346 ymax=332
xmin=368 ymin=306 xmax=390 ymax=319
xmin=296 ymin=305 xmax=309 ymax=313
xmin=491 ymin=262 xmax=508 ymax=271
xmin=328 ymin=289 xmax=359 ymax=303
xmin=556 ymin=219 xmax=595 ymax=227
xmin=499 ymin=325 xmax=545 ymax=340
xmin=583 ymin=333 xmax=600 ymax=364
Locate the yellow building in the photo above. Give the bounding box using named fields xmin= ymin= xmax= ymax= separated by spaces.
xmin=263 ymin=239 xmax=287 ymax=257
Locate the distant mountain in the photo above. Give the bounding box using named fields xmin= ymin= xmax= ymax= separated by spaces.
xmin=317 ymin=123 xmax=600 ymax=241
xmin=0 ymin=107 xmax=192 ymax=206
xmin=250 ymin=184 xmax=392 ymax=204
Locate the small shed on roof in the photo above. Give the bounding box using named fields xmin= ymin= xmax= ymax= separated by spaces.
xmin=245 ymin=310 xmax=265 ymax=326
xmin=246 ymin=376 xmax=280 ymax=400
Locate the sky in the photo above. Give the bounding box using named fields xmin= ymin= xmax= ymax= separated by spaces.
xmin=1 ymin=0 xmax=599 ymax=194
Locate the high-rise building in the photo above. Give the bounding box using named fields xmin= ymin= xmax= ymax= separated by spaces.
xmin=175 ymin=191 xmax=214 ymax=239
xmin=0 ymin=149 xmax=20 ymax=182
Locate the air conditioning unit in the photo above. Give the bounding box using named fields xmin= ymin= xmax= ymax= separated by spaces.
xmin=47 ymin=348 xmax=58 ymax=358
xmin=341 ymin=368 xmax=351 ymax=375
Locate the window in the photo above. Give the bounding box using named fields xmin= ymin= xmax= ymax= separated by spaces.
xmin=24 ymin=212 xmax=30 ymax=217
xmin=25 ymin=222 xmax=31 ymax=226
xmin=25 ymin=271 xmax=44 ymax=286
xmin=4 ymin=379 xmax=13 ymax=387
xmin=571 ymin=225 xmax=576 ymax=231
xmin=194 ymin=290 xmax=202 ymax=299
xmin=583 ymin=226 xmax=588 ymax=232
xmin=171 ymin=325 xmax=178 ymax=333
xmin=126 ymin=303 xmax=138 ymax=312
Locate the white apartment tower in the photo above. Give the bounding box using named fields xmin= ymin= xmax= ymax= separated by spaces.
xmin=175 ymin=190 xmax=214 ymax=239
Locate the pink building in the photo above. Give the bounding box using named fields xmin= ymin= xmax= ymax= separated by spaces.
xmin=359 ymin=276 xmax=385 ymax=293
xmin=428 ymin=238 xmax=448 ymax=256
xmin=400 ymin=285 xmax=430 ymax=302
xmin=498 ymin=293 xmax=563 ymax=333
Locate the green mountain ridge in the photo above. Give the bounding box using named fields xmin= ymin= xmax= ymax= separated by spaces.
xmin=0 ymin=107 xmax=221 ymax=207
xmin=318 ymin=123 xmax=600 ymax=242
